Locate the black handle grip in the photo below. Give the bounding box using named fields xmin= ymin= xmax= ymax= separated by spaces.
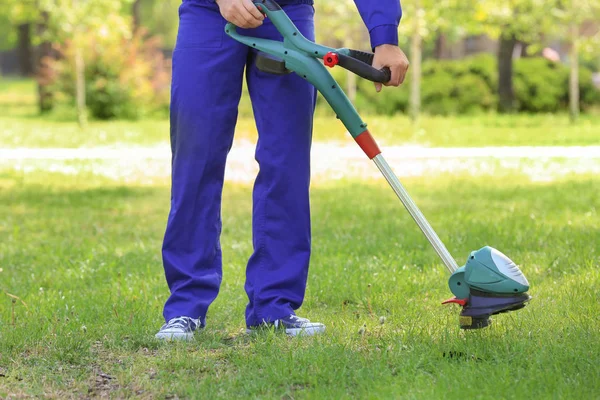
xmin=337 ymin=51 xmax=391 ymax=84
xmin=348 ymin=49 xmax=376 ymax=66
xmin=252 ymin=0 xmax=282 ymax=11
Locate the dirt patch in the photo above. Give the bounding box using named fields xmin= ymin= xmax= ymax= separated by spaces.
xmin=85 ymin=368 xmax=120 ymax=398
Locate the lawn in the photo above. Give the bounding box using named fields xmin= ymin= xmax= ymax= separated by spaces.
xmin=1 ymin=167 xmax=598 ymax=399
xmin=1 ymin=78 xmax=599 ymax=148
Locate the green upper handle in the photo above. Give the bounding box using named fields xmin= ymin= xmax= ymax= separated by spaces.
xmin=253 ymin=0 xmax=281 ymax=12
xmin=250 ymin=0 xmax=390 ymax=83
xmin=224 ymin=1 xmax=390 ymax=138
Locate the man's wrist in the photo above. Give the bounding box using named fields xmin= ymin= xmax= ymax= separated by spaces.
xmin=369 ymin=25 xmax=399 ymax=51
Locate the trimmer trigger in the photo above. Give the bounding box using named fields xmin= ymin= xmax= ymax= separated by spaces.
xmin=442 ymin=297 xmax=468 ymax=306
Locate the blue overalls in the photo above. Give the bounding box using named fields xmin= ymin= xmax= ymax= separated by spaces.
xmin=161 ymin=0 xmax=402 ymax=327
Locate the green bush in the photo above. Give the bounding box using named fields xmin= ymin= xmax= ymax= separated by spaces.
xmin=466 ymin=53 xmax=498 ymax=90
xmin=330 ymin=53 xmax=600 ymax=116
xmin=514 ymin=57 xmax=568 ymax=112
xmin=52 ymin=26 xmax=171 ymax=120
xmin=577 ymin=66 xmax=600 ymax=109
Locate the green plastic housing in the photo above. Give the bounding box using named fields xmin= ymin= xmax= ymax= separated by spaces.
xmin=224 ymin=9 xmax=367 ymax=138
xmin=449 ymin=246 xmax=530 ymax=298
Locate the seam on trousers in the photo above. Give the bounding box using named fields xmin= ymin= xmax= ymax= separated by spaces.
xmin=252 ymin=175 xmax=268 ymax=323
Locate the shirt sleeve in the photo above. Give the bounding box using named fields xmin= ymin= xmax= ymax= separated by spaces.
xmin=353 ymin=0 xmax=402 ymax=50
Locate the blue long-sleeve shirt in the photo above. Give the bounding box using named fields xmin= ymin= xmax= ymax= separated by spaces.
xmin=352 ymin=0 xmax=402 ymax=49
xmin=263 ymin=0 xmax=402 ymax=50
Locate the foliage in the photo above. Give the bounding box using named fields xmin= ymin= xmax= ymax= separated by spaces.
xmin=139 ymin=0 xmax=181 ymax=48
xmin=0 ymin=0 xmax=38 ymax=52
xmin=3 ymin=82 xmax=600 ymax=148
xmin=513 ymin=58 xmax=567 ymax=112
xmin=0 ymin=13 xmax=17 ymax=52
xmin=473 ymin=0 xmax=556 ymax=42
xmin=316 ymin=0 xmax=366 ymax=48
xmin=333 ymin=54 xmax=600 ymax=116
xmin=514 ymin=57 xmax=600 ymax=112
xmin=550 ymin=0 xmax=600 ymax=59
xmin=398 ymin=0 xmax=480 ymax=41
xmin=51 ymin=25 xmax=171 ymax=120
xmin=39 ymin=0 xmax=133 ymax=42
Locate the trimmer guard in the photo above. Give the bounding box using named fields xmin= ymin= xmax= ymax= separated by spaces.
xmin=444 ymin=247 xmax=531 ymax=329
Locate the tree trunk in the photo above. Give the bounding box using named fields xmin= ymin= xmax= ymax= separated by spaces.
xmin=569 ymin=23 xmax=579 ymax=123
xmin=497 ymin=32 xmax=517 ymax=113
xmin=132 ymin=0 xmax=142 ymax=34
xmin=75 ymin=45 xmax=87 ymax=128
xmin=434 ymin=33 xmax=448 ymax=59
xmin=36 ymin=11 xmax=53 ymax=113
xmin=347 ymin=70 xmax=357 ymax=103
xmin=17 ymin=23 xmax=34 ymax=76
xmin=346 ymin=37 xmax=357 ymax=104
xmin=409 ymin=4 xmax=422 ymax=123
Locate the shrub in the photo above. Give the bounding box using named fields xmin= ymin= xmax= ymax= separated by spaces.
xmin=52 ymin=22 xmax=171 ymax=120
xmin=576 ymin=66 xmax=600 ymax=110
xmin=514 ymin=57 xmax=568 ymax=112
xmin=326 ymin=52 xmax=600 ymax=116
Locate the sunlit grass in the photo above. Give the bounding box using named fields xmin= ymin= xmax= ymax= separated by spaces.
xmin=0 ymin=168 xmax=598 ymax=398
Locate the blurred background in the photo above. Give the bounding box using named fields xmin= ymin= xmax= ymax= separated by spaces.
xmin=1 ymin=4 xmax=600 ymax=397
xmin=0 ymin=0 xmax=599 ymax=126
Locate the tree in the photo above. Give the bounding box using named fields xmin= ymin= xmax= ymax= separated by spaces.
xmin=37 ymin=10 xmax=54 ymax=113
xmin=132 ymin=0 xmax=142 ymax=34
xmin=399 ymin=0 xmax=479 ymax=121
xmin=0 ymin=0 xmax=51 ymax=110
xmin=138 ymin=0 xmax=180 ymax=49
xmin=0 ymin=1 xmax=38 ymax=76
xmin=39 ymin=0 xmax=134 ymax=127
xmin=316 ymin=0 xmax=368 ymax=102
xmin=17 ymin=23 xmax=34 ymax=76
xmin=551 ymin=0 xmax=600 ymax=122
xmin=474 ymin=1 xmax=556 ymax=113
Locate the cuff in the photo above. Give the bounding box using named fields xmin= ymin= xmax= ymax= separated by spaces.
xmin=369 ymin=24 xmax=399 ymax=50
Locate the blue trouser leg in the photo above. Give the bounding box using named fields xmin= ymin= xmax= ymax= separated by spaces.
xmin=162 ymin=1 xmax=316 ymax=326
xmin=243 ymin=5 xmax=317 ymax=326
xmin=162 ymin=0 xmax=248 ymax=323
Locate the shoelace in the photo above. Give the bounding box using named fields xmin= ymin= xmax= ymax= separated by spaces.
xmin=287 ymin=315 xmax=309 ymax=323
xmin=166 ymin=317 xmax=194 ymax=330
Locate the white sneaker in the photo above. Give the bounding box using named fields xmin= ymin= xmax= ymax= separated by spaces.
xmin=247 ymin=314 xmax=325 ymax=337
xmin=155 ymin=316 xmax=202 ymax=341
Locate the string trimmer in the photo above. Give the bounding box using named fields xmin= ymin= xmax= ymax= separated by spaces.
xmin=226 ymin=0 xmax=531 ymax=329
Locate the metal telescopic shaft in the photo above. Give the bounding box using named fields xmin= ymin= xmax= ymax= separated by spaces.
xmin=372 ymin=154 xmax=460 ymax=274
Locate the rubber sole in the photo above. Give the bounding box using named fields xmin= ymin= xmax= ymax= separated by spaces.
xmin=155 ymin=331 xmax=195 ymax=341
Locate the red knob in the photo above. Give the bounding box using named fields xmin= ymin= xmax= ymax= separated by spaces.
xmin=324 ymin=52 xmax=339 ymax=68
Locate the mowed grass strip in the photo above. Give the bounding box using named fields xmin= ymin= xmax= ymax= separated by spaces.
xmin=1 ymin=78 xmax=599 ymax=148
xmin=0 ymin=169 xmax=598 ymax=399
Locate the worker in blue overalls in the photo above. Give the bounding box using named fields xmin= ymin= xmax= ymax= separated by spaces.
xmin=156 ymin=0 xmax=409 ymax=340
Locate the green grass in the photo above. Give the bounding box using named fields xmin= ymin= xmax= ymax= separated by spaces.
xmin=1 ymin=168 xmax=598 ymax=399
xmin=0 ymin=78 xmax=37 ymax=118
xmin=2 ymin=78 xmax=599 ymax=148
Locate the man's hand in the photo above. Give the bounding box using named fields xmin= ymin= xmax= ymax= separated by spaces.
xmin=372 ymin=44 xmax=409 ymax=92
xmin=216 ymin=0 xmax=264 ymax=29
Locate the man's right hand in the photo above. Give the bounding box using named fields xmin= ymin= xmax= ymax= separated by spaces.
xmin=216 ymin=0 xmax=265 ymax=29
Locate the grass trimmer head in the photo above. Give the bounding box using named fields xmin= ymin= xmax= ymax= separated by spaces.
xmin=226 ymin=0 xmax=531 ymax=329
xmin=443 ymin=246 xmax=530 ymax=329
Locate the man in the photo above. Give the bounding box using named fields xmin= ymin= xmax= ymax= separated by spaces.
xmin=156 ymin=0 xmax=409 ymax=340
